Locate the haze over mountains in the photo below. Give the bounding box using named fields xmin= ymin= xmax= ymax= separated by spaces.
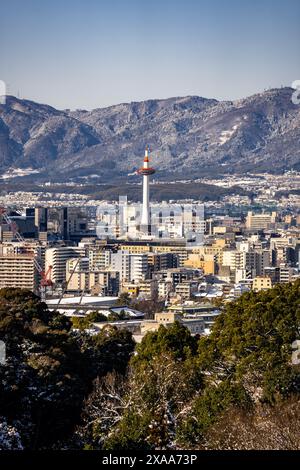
xmin=0 ymin=87 xmax=299 ymax=182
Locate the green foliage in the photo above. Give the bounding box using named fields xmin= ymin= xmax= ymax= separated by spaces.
xmin=133 ymin=321 xmax=199 ymax=365
xmin=2 ymin=279 xmax=300 ymax=450
xmin=0 ymin=288 xmax=134 ymax=449
xmin=103 ymin=410 xmax=153 ymax=451
xmin=87 ymin=311 xmax=108 ymax=322
xmin=97 ymin=282 xmax=300 ymax=449
xmin=198 ymin=281 xmax=300 ymax=401
xmin=71 ymin=316 xmax=90 ymax=330
xmin=71 ymin=311 xmax=108 ymax=330
xmin=116 ymin=292 xmax=131 ymax=306
xmin=90 ymin=325 xmax=135 ymax=375
xmin=102 ymin=325 xmax=202 ymax=450
xmin=178 ymin=381 xmax=251 ymax=445
xmin=107 ymin=309 xmax=128 ymax=322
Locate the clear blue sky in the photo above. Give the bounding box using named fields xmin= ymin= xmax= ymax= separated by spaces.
xmin=1 ymin=0 xmax=299 ymax=109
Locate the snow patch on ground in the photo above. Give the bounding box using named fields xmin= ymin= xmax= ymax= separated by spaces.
xmin=10 ymin=102 xmax=28 ymax=113
xmin=219 ymin=124 xmax=240 ymax=145
xmin=1 ymin=168 xmax=40 ymax=179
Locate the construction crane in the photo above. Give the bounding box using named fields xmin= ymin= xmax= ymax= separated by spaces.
xmin=56 ymin=255 xmax=88 ymax=311
xmin=56 ymin=256 xmax=81 ymax=306
xmin=0 ymin=207 xmax=53 ymax=300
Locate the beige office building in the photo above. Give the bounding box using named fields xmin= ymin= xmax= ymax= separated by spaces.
xmin=252 ymin=276 xmax=272 ymax=292
xmin=246 ymin=212 xmax=276 ymax=230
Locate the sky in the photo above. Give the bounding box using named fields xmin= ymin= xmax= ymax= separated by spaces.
xmin=1 ymin=0 xmax=300 ymax=110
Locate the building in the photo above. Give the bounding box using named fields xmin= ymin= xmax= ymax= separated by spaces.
xmin=0 ymin=254 xmax=39 ymax=291
xmin=252 ymin=276 xmax=272 ymax=292
xmin=110 ymin=251 xmax=149 ymax=283
xmin=47 ymin=207 xmax=69 ymax=239
xmin=137 ymin=279 xmax=158 ymax=300
xmin=66 ymin=257 xmax=89 ymax=291
xmin=35 ymin=207 xmax=48 ymax=233
xmin=279 ymin=265 xmax=294 ymax=283
xmin=246 ymin=211 xmax=276 ymax=231
xmin=45 ymin=246 xmax=86 ymax=285
xmin=46 ymin=207 xmax=89 ymax=240
xmin=158 ymin=280 xmax=173 ymax=299
xmin=167 ymin=302 xmax=217 ymax=315
xmin=160 ymin=268 xmax=196 ymax=287
xmin=192 ymin=240 xmax=226 ymax=265
xmin=184 ymin=253 xmax=216 ymax=274
xmin=141 ymin=312 xmax=204 ymax=336
xmin=147 ymin=252 xmax=178 ymax=273
xmin=221 ymin=248 xmax=271 ymax=282
xmin=89 ymin=270 xmax=120 ymax=296
xmin=175 ymin=281 xmax=198 ymax=300
xmin=89 ymin=248 xmax=112 ymax=270
xmin=263 ymin=266 xmax=280 ymax=284
xmin=121 ymin=282 xmax=140 ymax=298
xmin=222 ymin=250 xmax=245 ymax=271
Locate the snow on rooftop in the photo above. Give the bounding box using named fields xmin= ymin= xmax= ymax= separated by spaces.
xmin=47 ymin=296 xmax=118 ymax=305
xmin=110 ymin=307 xmax=144 ymax=318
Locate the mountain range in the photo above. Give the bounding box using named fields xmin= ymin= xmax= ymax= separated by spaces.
xmin=0 ymin=87 xmax=299 ymax=182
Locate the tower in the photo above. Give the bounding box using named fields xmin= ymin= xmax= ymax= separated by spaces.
xmin=138 ymin=146 xmax=156 ymax=234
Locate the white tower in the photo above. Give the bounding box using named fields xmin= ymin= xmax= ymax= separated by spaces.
xmin=138 ymin=146 xmax=156 ymax=234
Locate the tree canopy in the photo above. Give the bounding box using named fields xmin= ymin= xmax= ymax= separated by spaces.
xmin=0 ymin=288 xmax=135 ymax=449
xmin=1 ymin=280 xmax=300 ymax=450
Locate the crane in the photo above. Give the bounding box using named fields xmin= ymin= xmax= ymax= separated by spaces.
xmin=56 ymin=256 xmax=81 ymax=306
xmin=56 ymin=254 xmax=89 ymax=310
xmin=0 ymin=207 xmax=53 ymax=300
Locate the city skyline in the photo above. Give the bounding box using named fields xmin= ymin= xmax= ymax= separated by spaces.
xmin=1 ymin=0 xmax=300 ymax=457
xmin=1 ymin=0 xmax=300 ymax=110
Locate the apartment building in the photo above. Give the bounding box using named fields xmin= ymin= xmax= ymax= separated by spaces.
xmin=45 ymin=246 xmax=86 ymax=284
xmin=175 ymin=281 xmax=198 ymax=300
xmin=89 ymin=270 xmax=120 ymax=296
xmin=110 ymin=251 xmax=149 ymax=283
xmin=158 ymin=280 xmax=173 ymax=299
xmin=88 ymin=248 xmax=112 ymax=271
xmin=137 ymin=279 xmax=158 ymax=300
xmin=279 ymin=265 xmax=294 ymax=283
xmin=147 ymin=252 xmax=178 ymax=272
xmin=0 ymin=254 xmax=39 ymax=291
xmin=66 ymin=257 xmax=89 ymax=291
xmin=160 ymin=268 xmax=196 ymax=287
xmin=184 ymin=253 xmax=216 ymax=275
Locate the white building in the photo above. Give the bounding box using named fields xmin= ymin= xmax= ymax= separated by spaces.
xmin=45 ymin=246 xmax=86 ymax=285
xmin=111 ymin=251 xmax=148 ymax=283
